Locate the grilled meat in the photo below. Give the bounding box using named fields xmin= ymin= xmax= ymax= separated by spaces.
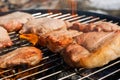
xmin=74 ymin=32 xmax=114 ymax=51
xmin=0 ymin=47 xmax=42 ymax=68
xmin=95 ymin=22 xmax=120 ymax=31
xmin=0 ymin=11 xmax=34 ymax=32
xmin=61 ymin=43 xmax=90 ymax=67
xmin=45 ymin=29 xmax=82 ymax=53
xmin=19 ymin=17 xmax=69 ymax=35
xmin=0 ymin=27 xmax=13 ymax=49
xmin=62 ymin=32 xmax=120 ymax=68
xmin=38 ymin=29 xmax=73 ymax=47
xmin=70 ymin=22 xmax=120 ymax=32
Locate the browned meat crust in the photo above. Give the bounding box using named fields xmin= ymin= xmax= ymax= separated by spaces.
xmin=70 ymin=22 xmax=120 ymax=32
xmin=45 ymin=29 xmax=82 ymax=53
xmin=62 ymin=32 xmax=120 ymax=68
xmin=0 ymin=47 xmax=42 ymax=68
xmin=0 ymin=11 xmax=34 ymax=32
xmin=19 ymin=17 xmax=68 ymax=35
xmin=74 ymin=31 xmax=115 ymax=51
xmin=0 ymin=26 xmax=12 ymax=49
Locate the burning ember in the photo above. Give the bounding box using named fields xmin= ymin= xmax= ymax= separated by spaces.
xmin=20 ymin=34 xmax=39 ymax=45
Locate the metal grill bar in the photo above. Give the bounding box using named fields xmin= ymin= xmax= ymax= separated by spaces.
xmin=37 ymin=70 xmax=62 ymax=80
xmin=32 ymin=12 xmax=120 ymax=25
xmin=58 ymin=73 xmax=77 ymax=80
xmin=98 ymin=68 xmax=120 ymax=80
xmin=57 ymin=68 xmax=85 ymax=80
xmin=82 ymin=17 xmax=100 ymax=24
xmin=8 ymin=32 xmax=16 ymax=35
xmin=42 ymin=53 xmax=57 ymax=60
xmin=33 ymin=13 xmax=99 ymax=24
xmin=18 ymin=63 xmax=62 ymax=80
xmin=60 ymin=14 xmax=78 ymax=20
xmin=42 ymin=48 xmax=48 ymax=51
xmin=32 ymin=12 xmax=41 ymax=16
xmin=0 ymin=69 xmax=12 ymax=74
xmin=53 ymin=13 xmax=71 ymax=19
xmin=0 ymin=57 xmax=61 ymax=80
xmin=32 ymin=13 xmax=108 ymax=24
xmin=0 ymin=12 xmax=120 ymax=80
xmin=47 ymin=13 xmax=62 ymax=18
xmin=94 ymin=19 xmax=107 ymax=23
xmin=35 ymin=13 xmax=52 ymax=18
xmin=78 ymin=60 xmax=120 ymax=80
xmin=67 ymin=15 xmax=86 ymax=22
xmin=74 ymin=16 xmax=93 ymax=22
xmin=16 ymin=12 xmax=120 ymax=80
xmin=109 ymin=21 xmax=113 ymax=23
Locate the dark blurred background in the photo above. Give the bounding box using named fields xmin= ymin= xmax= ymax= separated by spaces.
xmin=0 ymin=0 xmax=120 ymax=17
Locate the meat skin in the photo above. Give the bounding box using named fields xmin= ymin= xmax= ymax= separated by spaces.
xmin=0 ymin=11 xmax=34 ymax=32
xmin=74 ymin=32 xmax=114 ymax=51
xmin=19 ymin=17 xmax=68 ymax=35
xmin=0 ymin=47 xmax=42 ymax=68
xmin=62 ymin=32 xmax=120 ymax=68
xmin=0 ymin=26 xmax=13 ymax=49
xmin=70 ymin=22 xmax=120 ymax=32
xmin=45 ymin=30 xmax=82 ymax=52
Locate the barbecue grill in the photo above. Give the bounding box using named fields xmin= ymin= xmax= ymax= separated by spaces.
xmin=0 ymin=9 xmax=120 ymax=80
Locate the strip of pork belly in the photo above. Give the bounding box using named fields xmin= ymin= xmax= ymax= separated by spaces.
xmin=0 ymin=47 xmax=42 ymax=68
xmin=62 ymin=32 xmax=120 ymax=68
xmin=70 ymin=22 xmax=120 ymax=32
xmin=0 ymin=27 xmax=13 ymax=49
xmin=19 ymin=17 xmax=68 ymax=35
xmin=45 ymin=29 xmax=82 ymax=53
xmin=74 ymin=32 xmax=115 ymax=51
xmin=0 ymin=11 xmax=34 ymax=32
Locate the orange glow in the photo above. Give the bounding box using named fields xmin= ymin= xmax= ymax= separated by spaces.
xmin=71 ymin=14 xmax=78 ymax=17
xmin=68 ymin=0 xmax=77 ymax=15
xmin=47 ymin=9 xmax=60 ymax=14
xmin=47 ymin=0 xmax=77 ymax=15
xmin=47 ymin=9 xmax=51 ymax=13
xmin=20 ymin=34 xmax=39 ymax=45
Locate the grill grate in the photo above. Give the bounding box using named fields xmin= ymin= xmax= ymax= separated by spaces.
xmin=0 ymin=11 xmax=120 ymax=80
